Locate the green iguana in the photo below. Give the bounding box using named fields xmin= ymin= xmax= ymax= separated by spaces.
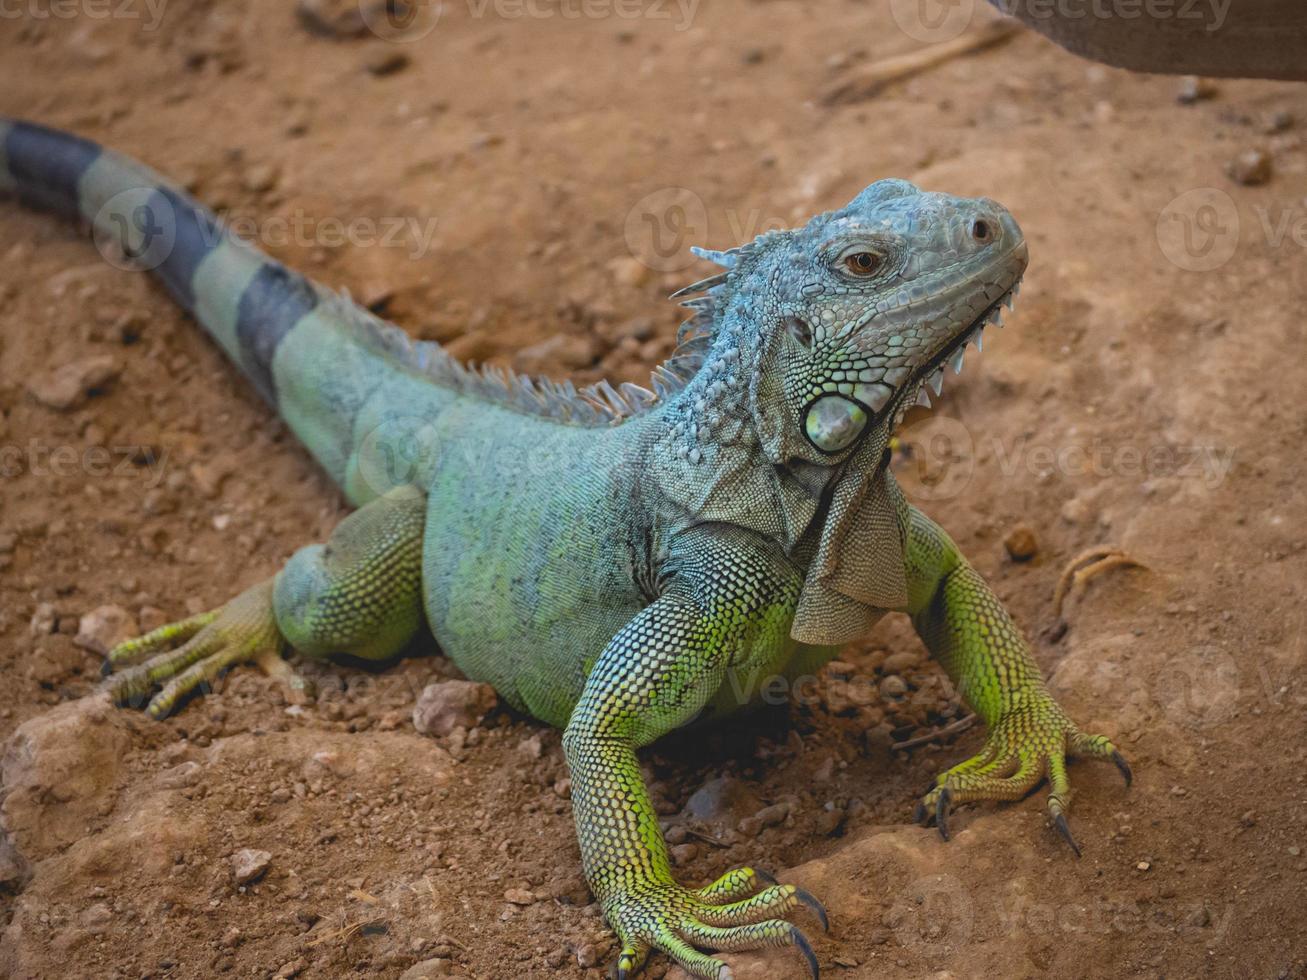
xmin=1 ymin=118 xmax=1131 ymax=980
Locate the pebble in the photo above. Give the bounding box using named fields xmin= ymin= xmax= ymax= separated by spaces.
xmin=1227 ymin=149 xmax=1272 ymax=186
xmin=683 ymin=776 xmax=762 ymax=824
xmin=230 ymin=848 xmax=272 ymax=885
xmin=365 ymin=48 xmax=411 ymax=77
xmin=275 ymin=958 xmax=307 ymax=979
xmin=412 ymin=680 xmax=498 ymax=737
xmin=1003 ymin=524 xmax=1039 ymax=561
xmin=607 ymin=256 xmax=652 ymax=288
xmin=670 ymin=843 xmax=699 ymax=865
xmin=879 ymin=675 xmax=908 ymax=698
xmin=29 ymin=602 xmax=57 ymax=638
xmin=138 ymin=606 xmax=169 ymax=633
xmin=27 ymin=355 xmax=121 ymax=411
xmin=74 ymin=604 xmax=138 ymax=655
xmin=295 ymin=0 xmax=368 ymax=38
xmin=399 ymin=959 xmax=452 ymax=979
xmin=241 ymin=162 xmax=280 ymax=194
xmin=754 ymin=801 xmax=791 ymax=828
xmin=1176 ymin=76 xmax=1217 ymax=104
xmin=504 ymin=887 xmax=536 ymax=906
xmin=880 ymin=651 xmax=918 ymax=675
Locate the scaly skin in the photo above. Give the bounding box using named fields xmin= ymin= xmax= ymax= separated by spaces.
xmin=2 ymin=118 xmax=1132 ymax=978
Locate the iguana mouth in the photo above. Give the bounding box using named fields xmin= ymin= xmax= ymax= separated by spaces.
xmin=895 ymin=276 xmax=1022 ymax=420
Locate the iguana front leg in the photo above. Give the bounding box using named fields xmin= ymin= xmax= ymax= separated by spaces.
xmin=903 ymin=504 xmax=1131 ymax=854
xmin=563 ymin=530 xmax=825 ymax=979
xmin=103 ymin=485 xmax=427 ymax=717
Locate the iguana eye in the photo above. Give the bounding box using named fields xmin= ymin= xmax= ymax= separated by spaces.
xmin=843 ymin=251 xmax=882 ymax=276
xmin=803 ymin=395 xmax=868 ymax=453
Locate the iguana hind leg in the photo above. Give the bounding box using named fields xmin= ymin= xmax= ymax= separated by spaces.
xmin=103 ymin=485 xmax=427 ymax=718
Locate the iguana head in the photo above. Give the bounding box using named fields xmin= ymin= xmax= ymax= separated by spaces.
xmin=685 ymin=179 xmax=1027 ymax=466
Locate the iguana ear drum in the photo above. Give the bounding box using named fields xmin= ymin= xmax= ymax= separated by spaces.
xmin=803 ymin=394 xmax=868 ymax=453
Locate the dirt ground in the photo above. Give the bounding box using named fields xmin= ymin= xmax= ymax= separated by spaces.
xmin=2 ymin=2 xmax=1306 ymax=978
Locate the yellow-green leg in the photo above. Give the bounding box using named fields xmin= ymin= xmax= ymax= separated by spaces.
xmin=563 ymin=528 xmax=825 ymax=980
xmin=903 ymin=503 xmax=1132 ymax=854
xmin=102 ymin=485 xmax=427 ymax=718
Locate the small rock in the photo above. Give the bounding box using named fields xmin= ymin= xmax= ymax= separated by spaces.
xmin=814 ymin=807 xmax=846 ymax=836
xmin=1239 ymin=810 xmax=1257 ymax=828
xmin=755 ymin=801 xmax=791 ymax=828
xmin=880 ymin=651 xmax=918 ymax=675
xmin=138 ymin=606 xmax=169 ymax=633
xmin=364 ymin=48 xmax=411 ymax=76
xmin=1186 ymin=907 xmax=1210 ymax=928
xmin=412 ymin=680 xmax=498 ymax=737
xmin=1264 ymin=110 xmax=1294 ymax=134
xmin=242 ymin=163 xmax=280 ymax=194
xmin=295 ymin=0 xmax=369 ymax=38
xmin=1003 ymin=524 xmax=1039 ymax=561
xmin=670 ymin=843 xmax=698 ymax=865
xmin=74 ymin=604 xmax=137 ymax=655
xmin=29 ymin=602 xmax=57 ymax=638
xmin=158 ymin=761 xmax=203 ymax=789
xmin=504 ymin=887 xmax=536 ymax=906
xmin=1136 ymin=861 xmax=1151 ymax=872
xmin=576 ymin=944 xmax=599 ymax=968
xmin=1176 ymin=76 xmax=1217 ymax=104
xmin=399 ymin=959 xmax=452 ymax=979
xmin=683 ymin=776 xmax=763 ymax=824
xmin=1227 ymin=148 xmax=1272 ymax=186
xmin=608 ymin=255 xmax=652 ymax=288
xmin=27 ymin=355 xmax=120 ymax=410
xmin=879 ymin=675 xmax=908 ymax=698
xmin=275 ymin=958 xmax=307 ymax=979
xmin=231 ymin=848 xmax=272 ymax=885
xmin=78 ymin=902 xmax=113 ymax=934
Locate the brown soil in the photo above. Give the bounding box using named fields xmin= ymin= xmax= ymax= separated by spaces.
xmin=2 ymin=3 xmax=1306 ymax=979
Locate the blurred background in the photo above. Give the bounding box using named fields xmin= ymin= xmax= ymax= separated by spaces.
xmin=1 ymin=1 xmax=1305 ymax=978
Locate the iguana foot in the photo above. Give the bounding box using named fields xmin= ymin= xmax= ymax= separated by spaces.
xmin=607 ymin=867 xmax=826 ymax=979
xmin=101 ymin=580 xmax=308 ymax=718
xmin=914 ymin=695 xmax=1131 ymax=856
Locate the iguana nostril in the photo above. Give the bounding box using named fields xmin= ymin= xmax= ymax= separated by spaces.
xmin=971 ymin=219 xmax=993 ymax=243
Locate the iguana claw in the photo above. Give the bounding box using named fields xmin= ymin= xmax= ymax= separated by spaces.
xmin=1111 ymin=749 xmax=1133 ymax=787
xmin=935 ymin=786 xmax=953 ymax=842
xmin=917 ymin=694 xmax=1131 ymax=855
xmin=1053 ymin=812 xmax=1082 ymax=858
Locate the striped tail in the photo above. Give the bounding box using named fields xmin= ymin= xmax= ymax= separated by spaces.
xmin=0 ymin=117 xmax=453 ymax=501
xmin=0 ymin=118 xmax=320 ymax=406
